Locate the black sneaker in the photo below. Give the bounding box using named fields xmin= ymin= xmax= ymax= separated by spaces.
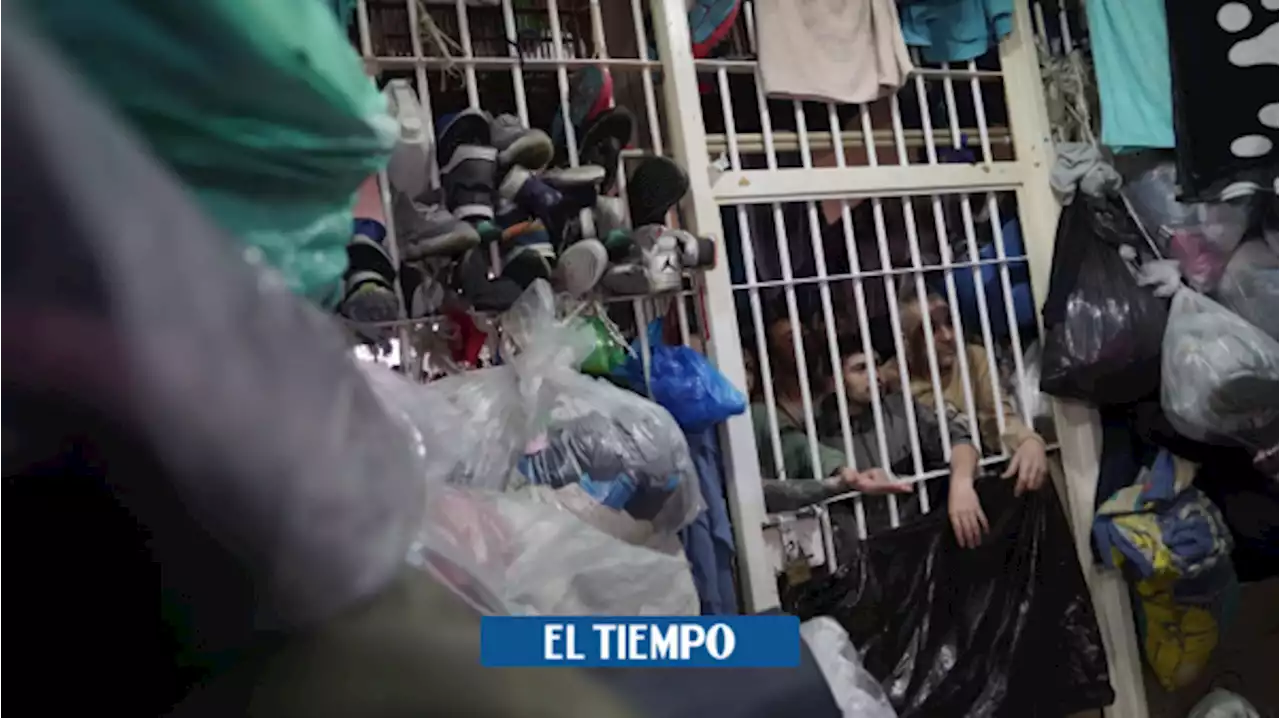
xmin=627 ymin=155 xmax=690 ymax=227
xmin=578 ymin=106 xmax=635 ymax=194
xmin=439 ymin=109 xmax=497 ymax=222
xmin=450 ymin=246 xmax=522 ymax=312
xmin=498 ymin=165 xmax=563 ymax=236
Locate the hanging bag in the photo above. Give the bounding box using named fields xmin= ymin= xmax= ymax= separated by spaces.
xmin=1160 ymin=287 xmax=1279 ymax=451
xmin=620 ymin=319 xmax=747 ymax=433
xmin=1040 ymin=195 xmax=1170 ymax=404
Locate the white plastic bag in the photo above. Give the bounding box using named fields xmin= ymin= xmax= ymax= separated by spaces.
xmin=1214 ymin=239 xmax=1279 ymax=341
xmin=1161 ymin=288 xmax=1280 ymax=450
xmin=800 ymin=617 xmax=898 ymax=718
xmin=422 ymin=280 xmax=705 ymax=535
xmin=1185 ymin=689 xmax=1261 ymax=718
xmin=1123 ymin=161 xmax=1251 ymax=291
xmin=413 ymin=484 xmax=699 ymax=616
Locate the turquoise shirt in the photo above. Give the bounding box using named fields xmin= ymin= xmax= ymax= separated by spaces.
xmin=899 ymin=0 xmax=1014 ymax=63
xmin=1085 ymin=0 xmax=1176 ymax=149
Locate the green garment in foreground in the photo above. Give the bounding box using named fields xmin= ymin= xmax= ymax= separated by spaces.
xmin=24 ymin=0 xmax=396 ymax=306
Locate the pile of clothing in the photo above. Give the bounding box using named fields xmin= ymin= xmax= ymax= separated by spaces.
xmin=1094 ymin=450 xmax=1239 ymax=691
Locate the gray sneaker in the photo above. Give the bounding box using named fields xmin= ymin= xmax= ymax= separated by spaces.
xmin=393 ymin=192 xmax=481 ymax=261
xmin=491 ymin=113 xmax=554 ymax=171
xmin=554 ymin=238 xmax=608 ymax=297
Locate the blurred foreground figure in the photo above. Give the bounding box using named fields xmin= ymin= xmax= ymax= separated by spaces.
xmin=1 ymin=16 xmax=843 ymax=718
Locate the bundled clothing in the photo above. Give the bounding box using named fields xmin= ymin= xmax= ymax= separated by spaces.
xmin=1094 ymin=449 xmax=1239 ymax=691
xmin=755 ymin=0 xmax=913 ymax=105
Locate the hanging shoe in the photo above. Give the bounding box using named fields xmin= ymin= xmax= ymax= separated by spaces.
xmin=340 ymin=221 xmax=401 ymax=328
xmin=392 ymin=192 xmax=482 ymax=261
xmin=491 ymin=113 xmax=554 ymax=172
xmin=450 ymin=246 xmax=522 ymax=312
xmin=500 ymin=218 xmax=555 ymax=289
xmin=438 ymin=108 xmax=498 ymax=222
xmin=689 ymin=0 xmax=742 ymax=59
xmin=594 ymin=195 xmax=633 ymax=260
xmin=627 ymin=155 xmax=690 ymax=227
xmin=399 ymin=261 xmax=447 ymax=318
xmin=578 ymin=106 xmax=635 ymax=194
xmin=498 ymin=165 xmax=564 ymax=236
xmin=554 ymin=238 xmax=609 ymax=297
xmin=550 ymin=66 xmax=614 ymax=161
xmin=666 ymin=227 xmax=717 ymax=269
xmin=605 ymin=225 xmax=682 ymax=296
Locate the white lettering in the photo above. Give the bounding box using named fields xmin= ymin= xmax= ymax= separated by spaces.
xmin=544 ymin=624 xmax=564 ymax=660
xmin=678 ymin=625 xmax=706 ymax=660
xmin=627 ymin=623 xmax=646 ymax=659
xmin=617 ymin=623 xmax=626 ymax=660
xmin=593 ymin=624 xmax=616 ymax=659
xmin=565 ymin=625 xmax=585 ymax=660
xmin=650 ymin=625 xmax=678 ymax=659
xmin=706 ymin=624 xmax=736 ymax=660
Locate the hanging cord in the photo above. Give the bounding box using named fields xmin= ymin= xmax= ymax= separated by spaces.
xmin=416 ymin=0 xmax=466 ymax=87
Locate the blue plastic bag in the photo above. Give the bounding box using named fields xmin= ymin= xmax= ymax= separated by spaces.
xmin=620 ymin=320 xmax=746 ymax=432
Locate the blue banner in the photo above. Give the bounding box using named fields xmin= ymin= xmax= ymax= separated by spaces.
xmin=480 ymin=615 xmax=801 ymax=667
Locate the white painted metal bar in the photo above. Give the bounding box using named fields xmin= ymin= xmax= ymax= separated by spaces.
xmin=910 ymin=51 xmax=986 ymax=458
xmin=356 ymin=0 xmax=415 ymax=373
xmin=547 ymin=0 xmax=581 ymax=166
xmin=969 ymin=61 xmax=1032 ymax=429
xmin=705 ymin=127 xmax=1016 ymax=155
xmin=856 ymin=103 xmax=902 ymax=527
xmin=629 ymin=0 xmax=665 ymax=154
xmin=652 ymin=0 xmax=779 ymax=611
xmin=938 ymin=64 xmax=1010 ymax=450
xmin=999 ymin=6 xmax=1149 ymax=717
xmin=499 ymin=0 xmax=531 ymax=125
xmin=364 ymin=55 xmax=1005 ymax=79
xmin=719 ymin=63 xmax=785 ymax=479
xmin=886 ymin=94 xmax=943 ymax=515
xmin=405 ymin=0 xmax=438 ymax=142
xmin=710 ymin=164 xmax=1022 ymax=205
xmin=454 ymin=0 xmax=481 ymax=108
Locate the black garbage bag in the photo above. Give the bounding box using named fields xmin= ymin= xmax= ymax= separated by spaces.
xmin=781 ymin=478 xmax=1116 ymax=718
xmin=1040 ymin=194 xmax=1169 ymax=404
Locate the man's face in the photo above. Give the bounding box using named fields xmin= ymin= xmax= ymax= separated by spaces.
xmin=766 ymin=318 xmax=798 ymax=372
xmin=911 ymin=297 xmax=957 ymax=369
xmin=841 ymin=351 xmax=876 ymax=404
xmin=743 ymin=350 xmax=757 ymax=398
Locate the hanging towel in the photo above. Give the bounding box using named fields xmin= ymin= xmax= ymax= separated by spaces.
xmin=1085 ymin=0 xmax=1176 ymax=150
xmin=755 ymin=0 xmax=913 ymax=105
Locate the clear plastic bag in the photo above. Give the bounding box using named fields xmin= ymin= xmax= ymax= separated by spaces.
xmin=1122 ymin=161 xmax=1252 ymax=292
xmin=1161 ymin=288 xmax=1280 ymax=450
xmin=412 ymin=484 xmax=700 ymax=616
xmin=413 ymin=282 xmax=704 ymax=535
xmin=1214 ymin=239 xmax=1279 ymax=341
xmin=800 ymin=617 xmax=898 ymax=718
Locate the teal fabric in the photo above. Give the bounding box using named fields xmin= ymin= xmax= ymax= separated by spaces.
xmin=1085 ymin=0 xmax=1176 ymax=150
xmin=899 ymin=0 xmax=1013 ymax=63
xmin=23 ymin=0 xmax=396 ymax=307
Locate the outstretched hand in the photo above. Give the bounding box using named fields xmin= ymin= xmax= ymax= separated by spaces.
xmin=1003 ymin=437 xmax=1048 ymax=496
xmin=948 ymin=481 xmax=988 ymax=549
xmin=837 ymin=466 xmax=913 ymax=495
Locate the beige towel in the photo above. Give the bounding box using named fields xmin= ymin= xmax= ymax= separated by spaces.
xmin=756 ymin=0 xmax=914 ymax=105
